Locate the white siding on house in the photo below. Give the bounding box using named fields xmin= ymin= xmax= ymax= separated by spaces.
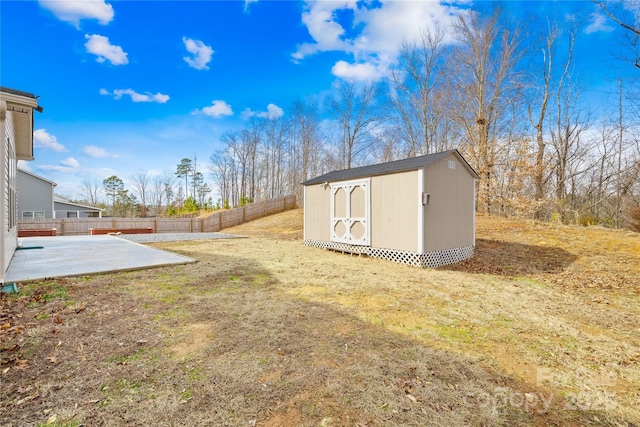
xmin=1 ymin=106 xmax=18 ymax=281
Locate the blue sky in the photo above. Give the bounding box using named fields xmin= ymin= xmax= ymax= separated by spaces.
xmin=1 ymin=0 xmax=634 ymax=198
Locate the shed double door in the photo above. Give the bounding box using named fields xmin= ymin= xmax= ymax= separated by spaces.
xmin=330 ymin=179 xmax=370 ymax=246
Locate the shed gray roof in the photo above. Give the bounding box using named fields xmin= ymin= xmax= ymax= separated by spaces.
xmin=302 ymin=149 xmax=479 ymax=186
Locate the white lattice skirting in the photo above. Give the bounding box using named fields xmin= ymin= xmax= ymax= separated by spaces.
xmin=304 ymin=240 xmax=474 ymax=268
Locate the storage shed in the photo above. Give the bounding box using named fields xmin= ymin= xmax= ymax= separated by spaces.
xmin=302 ymin=149 xmax=479 ymax=268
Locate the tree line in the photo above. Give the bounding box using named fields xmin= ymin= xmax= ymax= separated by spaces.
xmin=77 ymin=156 xmax=215 ymax=217
xmin=75 ymin=4 xmax=640 ymax=229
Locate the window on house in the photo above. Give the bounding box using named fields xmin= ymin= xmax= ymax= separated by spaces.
xmin=8 ymin=142 xmax=16 ymax=231
xmin=22 ymin=211 xmax=45 ymax=219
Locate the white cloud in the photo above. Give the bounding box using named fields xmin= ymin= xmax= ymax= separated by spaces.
xmin=198 ymin=100 xmax=234 ymax=118
xmin=242 ymin=103 xmax=285 ymax=120
xmin=38 ymin=165 xmax=78 ymax=174
xmin=34 ymin=129 xmax=66 ymax=152
xmin=17 ymin=160 xmax=31 ymax=171
xmin=183 ymin=37 xmax=214 ymax=70
xmin=331 ymin=60 xmax=381 ymax=81
xmin=85 ymin=34 xmax=128 ymax=65
xmin=259 ymin=103 xmax=284 ymax=119
xmin=584 ymin=12 xmax=615 ymax=34
xmin=292 ymin=2 xmax=351 ymax=61
xmin=244 ymin=0 xmax=259 ymax=13
xmin=39 ymin=0 xmax=114 ymax=26
xmin=293 ymin=0 xmax=467 ymax=81
xmin=83 ymin=145 xmax=117 ymax=158
xmin=61 ymin=157 xmax=80 ymax=168
xmin=109 ymin=88 xmax=170 ymax=103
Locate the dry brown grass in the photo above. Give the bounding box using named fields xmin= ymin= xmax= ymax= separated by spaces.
xmin=1 ymin=208 xmax=638 ymax=426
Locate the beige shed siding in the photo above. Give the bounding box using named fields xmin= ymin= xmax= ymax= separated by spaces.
xmin=370 ymin=170 xmax=419 ymax=252
xmin=423 ymin=154 xmax=475 ymax=252
xmin=304 ymin=184 xmax=331 ymax=242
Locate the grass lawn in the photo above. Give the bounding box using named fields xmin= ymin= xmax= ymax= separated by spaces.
xmin=1 ymin=209 xmax=638 ymax=426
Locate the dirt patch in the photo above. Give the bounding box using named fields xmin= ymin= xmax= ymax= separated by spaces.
xmin=1 ymin=209 xmax=638 ymax=426
xmin=171 ymin=323 xmax=213 ymax=360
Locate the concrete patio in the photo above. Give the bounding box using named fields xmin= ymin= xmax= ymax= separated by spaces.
xmin=5 ymin=235 xmax=197 ymax=284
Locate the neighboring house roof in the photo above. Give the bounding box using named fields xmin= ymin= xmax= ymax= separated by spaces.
xmin=18 ymin=168 xmax=57 ymax=186
xmin=0 ymin=86 xmax=43 ymax=161
xmin=0 ymin=86 xmax=38 ymax=100
xmin=302 ymin=149 xmax=480 ymax=186
xmin=54 ymin=194 xmax=104 ymax=212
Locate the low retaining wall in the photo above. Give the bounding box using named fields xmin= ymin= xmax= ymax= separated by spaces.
xmin=89 ymin=228 xmax=153 ymax=235
xmin=18 ymin=228 xmax=57 ymax=237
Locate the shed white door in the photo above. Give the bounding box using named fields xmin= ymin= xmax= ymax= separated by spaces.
xmin=330 ymin=179 xmax=370 ymax=245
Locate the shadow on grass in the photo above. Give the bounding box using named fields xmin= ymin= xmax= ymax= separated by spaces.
xmin=441 ymin=238 xmax=577 ymax=276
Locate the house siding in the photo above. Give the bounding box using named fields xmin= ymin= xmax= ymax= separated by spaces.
xmin=1 ymin=105 xmax=17 ymax=281
xmin=18 ymin=169 xmax=54 ymax=218
xmin=54 ymin=201 xmax=102 ymax=218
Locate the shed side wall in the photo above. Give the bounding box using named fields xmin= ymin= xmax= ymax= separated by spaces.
xmin=370 ymin=170 xmax=419 ymax=252
xmin=304 ymin=184 xmax=331 ymax=242
xmin=423 ymin=153 xmax=475 ymax=252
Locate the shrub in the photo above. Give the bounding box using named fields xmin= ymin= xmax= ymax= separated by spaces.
xmin=182 ymin=196 xmax=199 ymax=213
xmin=578 ymin=213 xmax=598 ymax=227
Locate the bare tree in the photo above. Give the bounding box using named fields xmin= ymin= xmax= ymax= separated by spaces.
xmin=389 ymin=26 xmax=448 ymax=156
xmin=162 ymin=171 xmax=176 ymax=211
xmin=130 ymin=169 xmax=150 ymax=217
xmin=79 ymin=179 xmax=101 ymax=206
xmin=291 ymin=97 xmax=322 ymax=190
xmin=593 ymin=0 xmax=640 ymax=69
xmin=450 ymin=8 xmax=524 ymax=214
xmin=527 ymin=20 xmax=559 ymax=218
xmin=261 ymin=112 xmax=288 ymax=198
xmin=328 ymin=80 xmax=380 ymax=169
xmin=150 ymin=175 xmax=165 ymax=215
xmin=209 ymin=150 xmax=233 ymax=207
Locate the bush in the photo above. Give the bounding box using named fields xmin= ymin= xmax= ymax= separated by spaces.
xmin=182 ymin=196 xmax=199 ymax=213
xmin=578 ymin=213 xmax=598 ymax=227
xmin=166 ymin=205 xmax=177 ymax=217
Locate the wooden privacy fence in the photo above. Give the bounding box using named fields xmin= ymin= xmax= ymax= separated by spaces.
xmin=18 ymin=195 xmax=297 ymax=236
